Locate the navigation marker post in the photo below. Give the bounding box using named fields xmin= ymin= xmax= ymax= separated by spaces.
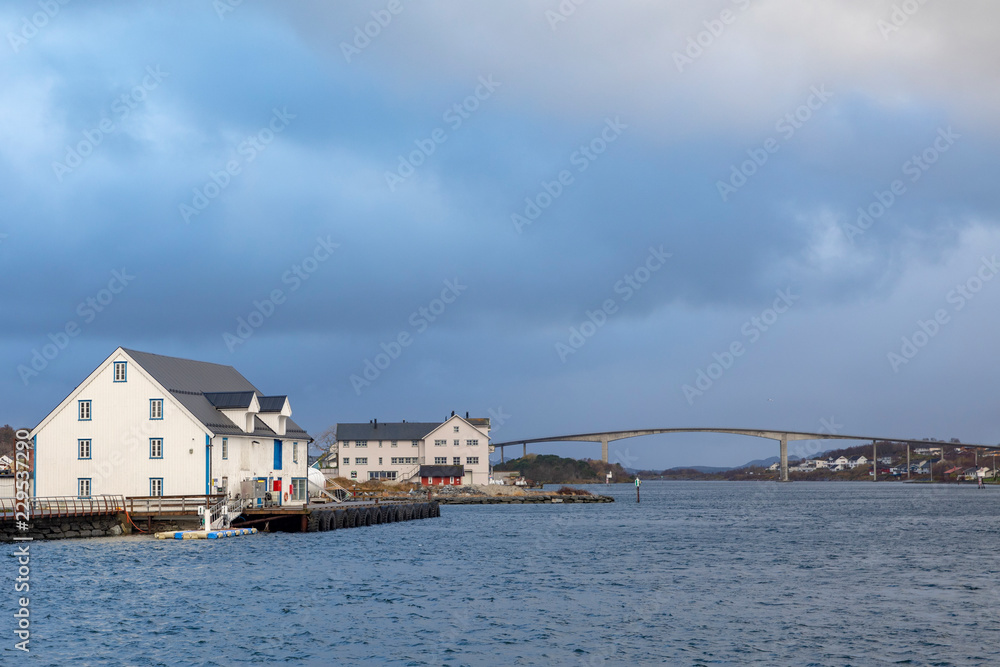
xmin=635 ymin=476 xmax=640 ymax=503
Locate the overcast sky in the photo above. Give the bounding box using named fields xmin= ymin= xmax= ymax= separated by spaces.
xmin=3 ymin=1 xmax=998 ymax=470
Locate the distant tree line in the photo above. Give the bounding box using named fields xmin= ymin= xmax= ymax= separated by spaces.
xmin=494 ymin=454 xmax=629 ymax=484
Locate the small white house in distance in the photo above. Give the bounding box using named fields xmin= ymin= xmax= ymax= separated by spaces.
xmin=29 ymin=348 xmax=312 ymax=504
xmin=335 ymin=414 xmax=490 ymax=484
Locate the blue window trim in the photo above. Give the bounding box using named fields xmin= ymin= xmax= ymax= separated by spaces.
xmin=222 ymin=437 xmax=228 ymax=460
xmin=78 ymin=439 xmax=91 ymax=460
xmin=150 ymin=478 xmax=164 ymax=496
xmin=205 ymin=434 xmax=211 ymax=495
xmin=78 ymin=478 xmax=92 ymax=499
xmin=149 ymin=398 xmax=163 ymax=420
xmin=113 ymin=361 xmax=127 ymax=382
xmin=149 ymin=438 xmax=163 ymax=459
xmin=78 ymin=399 xmax=92 ymax=421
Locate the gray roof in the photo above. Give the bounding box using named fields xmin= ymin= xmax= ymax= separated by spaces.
xmin=258 ymin=395 xmax=287 ymax=412
xmin=124 ymin=348 xmax=312 ymax=441
xmin=419 ymin=465 xmax=464 ymax=477
xmin=204 ymin=391 xmax=256 ymax=409
xmin=337 ymin=422 xmax=442 ymax=442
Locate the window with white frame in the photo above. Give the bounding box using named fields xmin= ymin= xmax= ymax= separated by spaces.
xmin=78 ymin=478 xmax=91 ymax=498
xmin=412 ymin=440 xmax=419 ymax=447
xmin=222 ymin=437 xmax=228 ymax=460
xmin=466 ymin=457 xmax=479 ymax=465
xmin=114 ymin=361 xmax=127 ymax=382
xmin=342 ymin=457 xmax=349 ymax=465
xmin=150 ymin=399 xmax=163 ymax=420
xmin=150 ymin=438 xmax=163 ymax=459
xmin=150 ymin=478 xmax=163 ymax=496
xmin=434 ymin=457 xmax=447 ymax=464
xmin=78 ymin=400 xmax=91 ymax=421
xmin=378 ymin=457 xmax=383 ymax=464
xmin=391 ymin=457 xmax=419 ymax=465
xmin=435 ymin=439 xmax=446 ymax=447
xmin=356 ymin=440 xmax=368 ymax=448
xmin=356 ymin=457 xmax=368 ymax=464
xmin=391 ymin=441 xmax=397 ymax=448
xmin=466 ymin=439 xmax=478 ymax=447
xmin=78 ymin=439 xmax=91 ymax=459
xmin=453 ymin=457 xmax=461 ymax=466
xmin=342 ymin=441 xmax=350 ymax=447
xmin=293 ymin=442 xmax=299 ymax=463
xmin=454 ymin=426 xmax=459 ymax=432
xmin=291 ymin=478 xmax=307 ymax=501
xmin=453 ymin=439 xmax=460 ymax=447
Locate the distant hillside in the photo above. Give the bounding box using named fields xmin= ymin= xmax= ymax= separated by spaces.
xmin=739 ymin=455 xmax=803 ymax=469
xmin=494 ymin=454 xmax=629 ymax=484
xmin=668 ymin=465 xmax=731 ymax=474
xmin=0 ymin=425 xmax=19 ymax=459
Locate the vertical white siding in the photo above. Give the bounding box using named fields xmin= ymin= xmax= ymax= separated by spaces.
xmin=210 ymin=434 xmax=308 ymax=505
xmin=33 ymin=352 xmax=208 ymax=497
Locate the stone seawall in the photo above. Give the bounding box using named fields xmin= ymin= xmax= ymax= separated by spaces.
xmin=436 ymin=494 xmax=614 ymax=504
xmin=0 ymin=515 xmax=128 ymax=542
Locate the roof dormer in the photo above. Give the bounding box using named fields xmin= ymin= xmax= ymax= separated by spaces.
xmin=258 ymin=395 xmax=291 ymax=436
xmin=204 ymin=391 xmax=259 ymax=433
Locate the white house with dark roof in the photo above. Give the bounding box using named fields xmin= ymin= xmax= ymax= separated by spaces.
xmin=847 ymin=455 xmax=868 ymax=469
xmin=29 ymin=348 xmax=312 ymax=504
xmin=334 ymin=414 xmax=490 ymax=485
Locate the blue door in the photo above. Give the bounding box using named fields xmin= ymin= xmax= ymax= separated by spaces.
xmin=273 ymin=440 xmax=283 ymax=470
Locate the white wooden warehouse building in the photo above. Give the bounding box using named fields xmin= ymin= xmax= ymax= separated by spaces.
xmin=29 ymin=348 xmax=312 ymax=504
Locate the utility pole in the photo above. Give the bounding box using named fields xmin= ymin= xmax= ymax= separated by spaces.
xmin=907 ymin=444 xmax=910 ymax=480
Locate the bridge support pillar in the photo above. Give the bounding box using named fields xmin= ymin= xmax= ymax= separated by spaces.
xmin=523 ymin=443 xmax=526 ymax=458
xmin=779 ymin=437 xmax=789 ymax=482
xmin=601 ymin=437 xmax=609 ymax=463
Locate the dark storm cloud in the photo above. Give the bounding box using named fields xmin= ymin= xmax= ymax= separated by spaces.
xmin=2 ymin=0 xmax=998 ymax=467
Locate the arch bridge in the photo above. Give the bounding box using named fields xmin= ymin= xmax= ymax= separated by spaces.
xmin=491 ymin=428 xmax=1000 ymax=482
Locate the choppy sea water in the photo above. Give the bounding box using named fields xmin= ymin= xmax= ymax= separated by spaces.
xmin=5 ymin=481 xmax=1000 ymax=666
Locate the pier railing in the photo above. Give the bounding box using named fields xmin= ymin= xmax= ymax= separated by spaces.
xmin=125 ymin=494 xmax=225 ymax=516
xmin=0 ymin=495 xmax=125 ymax=521
xmin=207 ymin=497 xmax=244 ymax=529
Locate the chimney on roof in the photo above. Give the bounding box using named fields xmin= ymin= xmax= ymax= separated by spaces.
xmin=451 ymin=410 xmax=455 ymax=417
xmin=466 ymin=411 xmax=469 ymax=419
xmin=374 ymin=418 xmax=377 ymax=429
